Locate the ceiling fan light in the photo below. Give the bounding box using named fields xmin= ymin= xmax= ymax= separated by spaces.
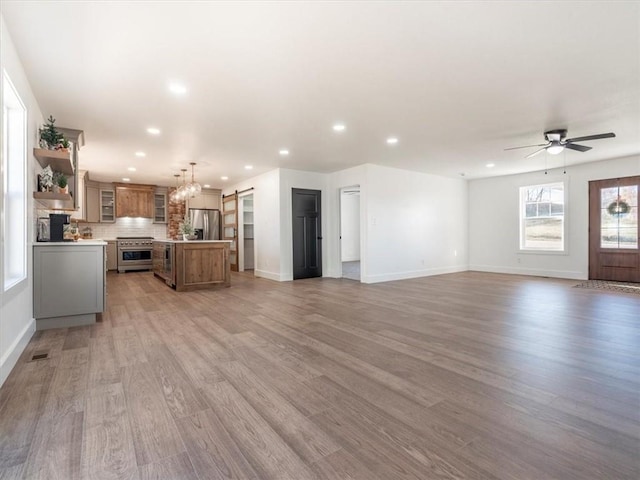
xmin=547 ymin=145 xmax=564 ymax=155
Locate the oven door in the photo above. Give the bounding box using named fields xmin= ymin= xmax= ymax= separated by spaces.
xmin=118 ymin=246 xmax=153 ymax=272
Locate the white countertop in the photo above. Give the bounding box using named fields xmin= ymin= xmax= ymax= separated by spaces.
xmin=33 ymin=239 xmax=108 ymax=246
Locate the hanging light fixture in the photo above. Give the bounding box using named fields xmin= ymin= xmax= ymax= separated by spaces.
xmin=169 ymin=174 xmax=181 ymax=203
xmin=185 ymin=162 xmax=202 ymax=198
xmin=177 ymin=168 xmax=188 ymax=200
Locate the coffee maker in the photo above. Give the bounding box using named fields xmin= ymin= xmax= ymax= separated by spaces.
xmin=49 ymin=213 xmax=70 ymax=242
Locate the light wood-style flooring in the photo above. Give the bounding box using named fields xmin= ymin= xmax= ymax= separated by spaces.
xmin=1 ymin=271 xmax=639 ymax=479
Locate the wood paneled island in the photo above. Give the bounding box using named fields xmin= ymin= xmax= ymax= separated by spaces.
xmin=153 ymin=240 xmax=231 ymax=291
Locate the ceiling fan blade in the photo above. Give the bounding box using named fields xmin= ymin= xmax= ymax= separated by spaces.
xmin=525 ymin=147 xmax=547 ymax=159
xmin=504 ymin=143 xmax=547 ymax=151
xmin=565 ymin=143 xmax=592 ymax=153
xmin=565 ymin=132 xmax=615 ymax=143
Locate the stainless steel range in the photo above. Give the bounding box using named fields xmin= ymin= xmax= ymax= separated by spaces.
xmin=117 ymin=237 xmax=154 ymax=273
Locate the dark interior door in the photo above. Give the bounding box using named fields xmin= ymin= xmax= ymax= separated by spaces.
xmin=589 ymin=176 xmax=639 ymax=282
xmin=292 ymin=188 xmax=322 ymax=279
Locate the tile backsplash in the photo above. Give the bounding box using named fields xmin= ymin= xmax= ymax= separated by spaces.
xmin=85 ymin=218 xmax=169 ymax=240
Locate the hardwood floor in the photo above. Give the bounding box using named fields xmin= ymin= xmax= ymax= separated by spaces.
xmin=1 ymin=270 xmax=639 ymax=479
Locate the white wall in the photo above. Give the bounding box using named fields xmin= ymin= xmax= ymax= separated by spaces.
xmin=469 ymin=155 xmax=640 ymax=279
xmin=223 ymin=169 xmax=281 ymax=280
xmin=340 ymin=190 xmax=360 ymax=262
xmin=0 ymin=16 xmax=39 ymax=386
xmin=363 ymin=164 xmax=469 ymax=283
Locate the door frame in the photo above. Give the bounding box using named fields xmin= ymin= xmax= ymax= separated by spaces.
xmin=588 ymin=175 xmax=640 ymax=281
xmin=338 ymin=185 xmax=362 ymax=281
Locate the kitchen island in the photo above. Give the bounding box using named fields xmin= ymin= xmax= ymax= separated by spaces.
xmin=153 ymin=240 xmax=231 ymax=291
xmin=33 ymin=240 xmax=106 ymax=329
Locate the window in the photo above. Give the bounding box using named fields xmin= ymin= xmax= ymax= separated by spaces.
xmin=520 ymin=182 xmax=565 ymax=251
xmin=600 ymin=185 xmax=638 ymax=249
xmin=2 ymin=71 xmax=27 ymax=290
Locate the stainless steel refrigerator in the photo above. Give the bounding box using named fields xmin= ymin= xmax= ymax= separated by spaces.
xmin=189 ymin=208 xmax=221 ymax=240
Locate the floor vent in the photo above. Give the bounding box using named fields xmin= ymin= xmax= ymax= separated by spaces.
xmin=31 ymin=353 xmax=48 ymax=361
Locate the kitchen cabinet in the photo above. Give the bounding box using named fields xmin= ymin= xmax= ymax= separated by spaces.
xmin=85 ymin=180 xmax=100 ymax=223
xmin=100 ymin=189 xmax=115 ymax=222
xmin=153 ymin=240 xmax=230 ymax=291
xmin=186 ymin=188 xmax=221 ymax=210
xmin=33 ymin=242 xmax=106 ymax=329
xmin=115 ymin=183 xmax=154 ymax=218
xmin=153 ymin=189 xmax=167 ymax=223
xmin=106 ymin=241 xmax=117 ymax=271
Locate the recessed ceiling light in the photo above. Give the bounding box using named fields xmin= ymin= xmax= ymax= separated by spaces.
xmin=386 ymin=137 xmax=399 ymax=145
xmin=245 ymin=165 xmax=253 ymax=170
xmin=204 ymin=184 xmax=211 ymax=188
xmin=279 ymin=149 xmax=289 ymax=156
xmin=486 ymin=163 xmax=495 ymax=168
xmin=146 ymin=127 xmax=161 ymax=135
xmin=122 ymin=177 xmax=131 ymax=182
xmin=168 ymin=82 xmax=187 ymax=95
xmin=333 ymin=124 xmax=346 ymax=132
xmin=221 ymin=176 xmax=229 ymax=180
xmin=134 ymin=151 xmax=146 ymax=157
xmin=127 ymin=167 xmax=136 ymax=172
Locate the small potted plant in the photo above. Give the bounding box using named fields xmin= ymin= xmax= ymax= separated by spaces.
xmin=54 ymin=172 xmax=68 ymax=194
xmin=178 ymin=215 xmax=197 ymax=240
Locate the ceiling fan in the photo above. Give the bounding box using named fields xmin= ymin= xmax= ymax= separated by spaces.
xmin=505 ymin=129 xmax=616 ymax=158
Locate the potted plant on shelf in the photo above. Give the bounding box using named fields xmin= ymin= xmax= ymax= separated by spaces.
xmin=39 ymin=115 xmax=68 ymax=151
xmin=178 ymin=215 xmax=197 ymax=240
xmin=54 ymin=172 xmax=68 ymax=194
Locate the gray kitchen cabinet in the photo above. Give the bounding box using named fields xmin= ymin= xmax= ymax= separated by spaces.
xmin=33 ymin=242 xmax=106 ymax=329
xmin=106 ymin=240 xmax=117 ymax=271
xmin=85 ymin=180 xmax=100 ymax=223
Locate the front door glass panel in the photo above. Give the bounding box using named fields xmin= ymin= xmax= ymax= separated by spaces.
xmin=600 ymin=185 xmax=638 ymax=249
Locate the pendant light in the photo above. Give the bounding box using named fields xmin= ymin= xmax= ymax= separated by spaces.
xmin=178 ymin=168 xmax=188 ymax=200
xmin=185 ymin=162 xmax=202 ymax=198
xmin=170 ymin=174 xmax=181 ymax=203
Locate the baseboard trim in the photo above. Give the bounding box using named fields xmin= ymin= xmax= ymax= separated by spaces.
xmin=362 ymin=265 xmax=468 ymax=284
xmin=254 ymin=269 xmax=284 ymax=282
xmin=469 ymin=264 xmax=586 ymax=280
xmin=0 ymin=318 xmax=35 ymax=388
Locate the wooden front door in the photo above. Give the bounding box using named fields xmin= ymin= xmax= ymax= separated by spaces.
xmin=292 ymin=188 xmax=322 ymax=280
xmin=222 ymin=192 xmax=238 ymax=272
xmin=589 ymin=176 xmax=640 ymax=282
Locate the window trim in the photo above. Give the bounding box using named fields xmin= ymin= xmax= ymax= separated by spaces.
xmin=518 ymin=181 xmax=568 ymax=254
xmin=2 ymin=70 xmax=28 ymax=292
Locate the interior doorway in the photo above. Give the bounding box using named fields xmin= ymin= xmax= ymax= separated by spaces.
xmin=238 ymin=193 xmax=254 ymax=272
xmin=588 ymin=175 xmax=639 ymax=282
xmin=340 ymin=186 xmax=361 ymax=281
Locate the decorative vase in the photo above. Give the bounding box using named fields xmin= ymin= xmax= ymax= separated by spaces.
xmin=183 ymin=234 xmax=197 ymax=241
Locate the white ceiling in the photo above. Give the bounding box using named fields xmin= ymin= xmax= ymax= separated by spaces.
xmin=2 ymin=1 xmax=639 ymax=187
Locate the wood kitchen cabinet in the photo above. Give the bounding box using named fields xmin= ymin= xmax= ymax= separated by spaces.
xmin=115 ymin=183 xmax=154 ymax=218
